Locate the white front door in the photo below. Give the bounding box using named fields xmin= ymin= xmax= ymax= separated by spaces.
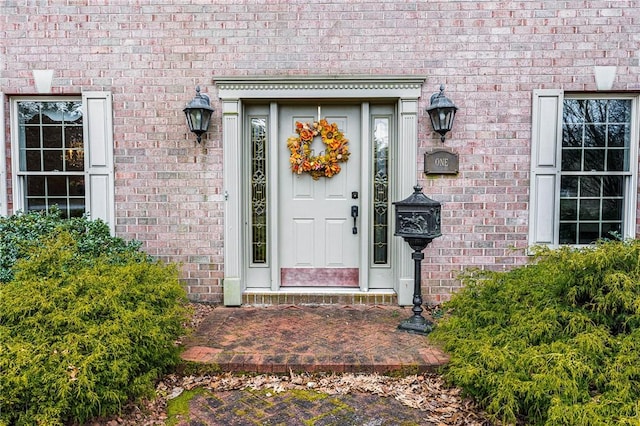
xmin=278 ymin=104 xmax=361 ymax=287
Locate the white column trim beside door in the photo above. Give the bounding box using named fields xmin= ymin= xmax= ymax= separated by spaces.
xmin=269 ymin=102 xmax=280 ymax=291
xmin=359 ymin=103 xmax=371 ymax=292
xmin=216 ymin=76 xmax=425 ymax=306
xmin=395 ymin=98 xmax=420 ymax=306
xmin=222 ymin=100 xmax=243 ymax=306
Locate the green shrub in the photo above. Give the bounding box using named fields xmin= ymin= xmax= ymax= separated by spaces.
xmin=0 ymin=208 xmax=142 ymax=283
xmin=0 ymin=231 xmax=189 ymax=425
xmin=430 ymin=240 xmax=640 ymax=425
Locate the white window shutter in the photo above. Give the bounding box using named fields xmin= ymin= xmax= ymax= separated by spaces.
xmin=528 ymin=89 xmax=563 ymax=247
xmin=0 ymin=92 xmax=6 ymax=216
xmin=83 ymin=92 xmax=115 ymax=232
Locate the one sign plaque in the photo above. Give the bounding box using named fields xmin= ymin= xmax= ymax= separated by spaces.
xmin=424 ymin=148 xmax=459 ymax=175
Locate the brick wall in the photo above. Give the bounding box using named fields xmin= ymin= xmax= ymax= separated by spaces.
xmin=1 ymin=1 xmax=639 ymax=303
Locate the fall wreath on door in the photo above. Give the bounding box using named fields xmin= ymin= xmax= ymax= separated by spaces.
xmin=286 ymin=118 xmax=350 ymax=180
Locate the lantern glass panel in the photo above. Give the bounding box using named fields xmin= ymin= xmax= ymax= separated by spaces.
xmin=429 ymin=107 xmax=455 ymax=133
xmin=186 ymin=108 xmax=211 ymax=133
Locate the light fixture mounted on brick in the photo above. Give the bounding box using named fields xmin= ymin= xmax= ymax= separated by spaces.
xmin=426 ymin=84 xmax=458 ymax=143
xmin=183 ymin=86 xmax=214 ymax=143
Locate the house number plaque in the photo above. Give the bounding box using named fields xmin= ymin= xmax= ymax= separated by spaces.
xmin=424 ymin=148 xmax=459 ymax=175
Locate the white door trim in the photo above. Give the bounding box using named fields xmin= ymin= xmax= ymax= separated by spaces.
xmin=217 ymin=76 xmax=425 ymax=306
xmin=359 ymin=102 xmax=371 ymax=292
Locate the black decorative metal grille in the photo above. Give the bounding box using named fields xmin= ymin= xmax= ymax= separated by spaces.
xmin=373 ymin=118 xmax=389 ymax=264
xmin=250 ymin=117 xmax=268 ymax=264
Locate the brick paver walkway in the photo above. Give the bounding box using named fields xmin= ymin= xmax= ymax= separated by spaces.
xmin=181 ymin=305 xmax=449 ymax=374
xmin=177 ymin=387 xmax=445 ymax=425
xmin=165 ymin=305 xmax=495 ymax=426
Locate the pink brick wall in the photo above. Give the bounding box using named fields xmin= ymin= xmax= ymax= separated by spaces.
xmin=1 ymin=1 xmax=639 ymax=303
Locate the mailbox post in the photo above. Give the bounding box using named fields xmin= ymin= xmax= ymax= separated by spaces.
xmin=393 ymin=185 xmax=442 ymax=335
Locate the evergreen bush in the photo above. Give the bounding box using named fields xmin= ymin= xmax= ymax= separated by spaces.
xmin=431 ymin=239 xmax=640 ymax=425
xmin=0 ymin=214 xmax=188 ymax=425
xmin=0 ymin=208 xmax=142 ymax=283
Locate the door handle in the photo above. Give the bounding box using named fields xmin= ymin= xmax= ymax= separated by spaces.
xmin=351 ymin=205 xmax=359 ymax=234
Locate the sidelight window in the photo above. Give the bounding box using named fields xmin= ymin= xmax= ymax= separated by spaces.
xmin=372 ymin=116 xmax=390 ymax=264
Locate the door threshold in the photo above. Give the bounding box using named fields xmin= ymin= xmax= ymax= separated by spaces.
xmin=242 ymin=289 xmax=397 ymax=306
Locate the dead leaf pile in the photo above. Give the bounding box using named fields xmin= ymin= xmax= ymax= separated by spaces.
xmin=174 ymin=303 xmax=215 ymax=346
xmin=148 ymin=371 xmax=491 ymax=425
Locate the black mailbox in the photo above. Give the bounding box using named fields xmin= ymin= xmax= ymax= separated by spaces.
xmin=394 ymin=186 xmax=442 ymax=244
xmin=393 ymin=185 xmax=442 ymax=335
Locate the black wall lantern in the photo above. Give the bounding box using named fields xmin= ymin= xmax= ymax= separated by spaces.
xmin=426 ymin=84 xmax=458 ymax=143
xmin=394 ymin=185 xmax=442 ymax=335
xmin=183 ymin=86 xmax=214 ymax=143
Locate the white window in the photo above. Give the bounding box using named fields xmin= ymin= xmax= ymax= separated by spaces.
xmin=9 ymin=92 xmax=114 ymax=230
xmin=529 ymin=90 xmax=639 ymax=247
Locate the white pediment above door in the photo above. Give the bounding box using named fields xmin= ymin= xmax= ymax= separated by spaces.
xmin=215 ymin=75 xmax=425 ymax=100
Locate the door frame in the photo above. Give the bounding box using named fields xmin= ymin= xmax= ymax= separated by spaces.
xmin=276 ymin=103 xmax=364 ymax=288
xmin=217 ymin=76 xmax=425 ymax=306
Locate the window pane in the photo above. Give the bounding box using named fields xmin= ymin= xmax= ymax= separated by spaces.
xmin=27 ymin=176 xmax=45 ymax=196
xmin=25 ymin=127 xmax=40 ymax=148
xmin=559 ymin=222 xmax=577 ymax=244
xmin=26 ymin=198 xmax=46 ymax=213
xmin=560 ymin=199 xmax=577 ymax=220
xmin=603 ymin=176 xmax=623 ymax=196
xmin=607 ymin=149 xmax=626 ymax=171
xmin=602 ymin=222 xmax=622 ymax=239
xmin=561 ymin=149 xmax=581 ymax=171
xmin=579 ymin=199 xmax=600 ymax=220
xmin=561 ymin=176 xmax=579 ymax=197
xmin=585 ymin=99 xmax=607 ymax=123
xmin=250 ymin=117 xmax=268 ymax=265
xmin=608 ymin=100 xmax=631 ymax=123
xmin=25 ymin=150 xmax=42 ymax=171
xmin=43 ymin=127 xmax=63 ymax=148
xmin=65 ymin=151 xmax=84 ymax=171
xmin=69 ymin=199 xmax=86 ymax=218
xmin=584 ymin=124 xmax=606 ymax=147
xmin=563 ymin=99 xmax=584 ymax=123
xmin=580 ymin=176 xmax=601 ymax=197
xmin=47 ymin=175 xmax=67 ymax=196
xmin=372 ymin=117 xmax=390 ymax=265
xmin=578 ymin=223 xmax=600 ymax=244
xmin=18 ymin=102 xmax=42 ymax=125
xmin=584 ymin=149 xmax=605 ymax=171
xmin=608 ymin=124 xmax=629 ymax=148
xmin=49 ymin=198 xmax=67 ymax=208
xmin=562 ymin=124 xmax=583 ymax=147
xmin=69 ymin=176 xmax=85 ymax=196
xmin=602 ymin=199 xmax=623 ymax=221
xmin=43 ymin=149 xmax=63 ymax=171
xmin=65 ymin=126 xmax=85 ymax=171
